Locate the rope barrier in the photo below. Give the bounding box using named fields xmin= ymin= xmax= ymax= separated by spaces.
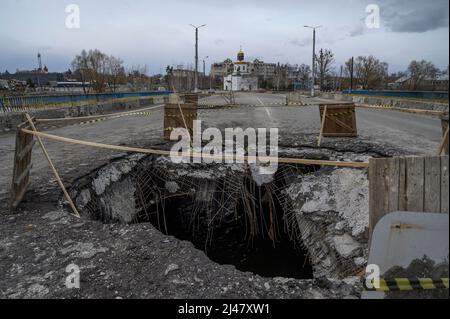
xmin=35 ymin=105 xmax=163 ymax=123
xmin=20 ymin=128 xmax=370 ymax=168
xmin=24 ymin=114 xmax=81 ymax=218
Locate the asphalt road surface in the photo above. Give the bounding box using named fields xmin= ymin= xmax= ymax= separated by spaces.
xmin=200 ymin=92 xmax=443 ymax=152
xmin=201 ymin=92 xmax=287 ymax=106
xmin=0 ymin=92 xmax=445 ymax=300
xmin=0 ymin=93 xmax=444 ymax=200
xmin=201 ymin=92 xmax=442 ymax=143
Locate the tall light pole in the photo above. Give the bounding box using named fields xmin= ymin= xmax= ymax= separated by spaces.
xmin=189 ymin=24 xmax=206 ymax=93
xmin=350 ymin=56 xmax=354 ymax=92
xmin=304 ymin=25 xmax=322 ymax=97
xmin=203 ymin=56 xmax=209 ymax=89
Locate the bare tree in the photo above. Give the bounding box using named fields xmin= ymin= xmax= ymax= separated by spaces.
xmin=127 ymin=65 xmax=150 ymax=91
xmin=315 ymin=49 xmax=335 ymax=90
xmin=71 ymin=50 xmax=90 ymax=94
xmin=106 ymin=56 xmax=125 ymax=93
xmin=88 ymin=49 xmax=108 ymax=93
xmin=72 ymin=49 xmax=111 ymax=93
xmin=297 ymin=64 xmax=311 ymax=87
xmin=165 ymin=65 xmax=174 ymax=90
xmin=354 ymin=56 xmax=388 ymax=90
xmin=274 ymin=63 xmax=289 ymax=91
xmin=344 ymin=58 xmax=353 ymax=78
xmin=408 ymin=60 xmax=438 ymax=90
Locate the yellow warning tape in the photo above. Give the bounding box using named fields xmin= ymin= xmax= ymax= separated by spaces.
xmin=197 ymin=105 xmax=239 ymax=109
xmin=198 ymin=103 xmax=293 ymax=108
xmin=326 ymin=110 xmax=355 ymax=116
xmin=365 ymin=278 xmax=449 ymax=292
xmin=288 ymin=103 xmax=315 ymax=106
xmin=166 ymin=114 xmax=197 ymax=118
xmin=356 ymin=104 xmax=445 ymax=116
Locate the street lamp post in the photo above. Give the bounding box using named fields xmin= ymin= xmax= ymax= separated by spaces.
xmin=203 ymin=56 xmax=209 ymax=90
xmin=304 ymin=25 xmax=322 ymax=97
xmin=190 ymin=24 xmax=206 ymax=93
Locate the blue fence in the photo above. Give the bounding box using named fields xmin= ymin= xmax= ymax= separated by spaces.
xmin=342 ymin=90 xmax=448 ymax=100
xmin=0 ymin=91 xmax=171 ymax=112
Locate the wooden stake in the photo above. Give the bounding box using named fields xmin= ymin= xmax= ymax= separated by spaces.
xmin=318 ymin=106 xmax=328 ymax=147
xmin=437 ymin=126 xmax=449 ymax=156
xmin=171 ymin=86 xmax=192 ymax=144
xmin=24 ymin=113 xmax=81 ymax=218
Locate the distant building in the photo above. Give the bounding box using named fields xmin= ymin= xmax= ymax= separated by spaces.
xmin=251 ymin=59 xmax=277 ymax=80
xmin=430 ymin=73 xmax=449 ymax=91
xmin=391 ymin=72 xmax=449 ymax=91
xmin=223 ymin=49 xmax=258 ymax=91
xmin=211 ymin=56 xmax=277 ymax=83
xmin=0 ymin=68 xmax=65 ymax=86
xmin=0 ymin=79 xmax=9 ymax=90
xmin=391 ymin=75 xmax=412 ymax=88
xmin=49 ymin=81 xmax=92 ymax=93
xmin=210 ymin=58 xmax=233 ymax=81
xmin=212 ymin=52 xmax=301 ymax=90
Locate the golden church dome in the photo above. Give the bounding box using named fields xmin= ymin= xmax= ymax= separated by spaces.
xmin=235 ymin=47 xmax=246 ymax=65
xmin=237 ymin=48 xmax=245 ymax=62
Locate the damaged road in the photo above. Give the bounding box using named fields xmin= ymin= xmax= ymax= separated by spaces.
xmin=0 ymin=103 xmax=441 ymax=299
xmin=0 ymin=198 xmax=360 ymax=299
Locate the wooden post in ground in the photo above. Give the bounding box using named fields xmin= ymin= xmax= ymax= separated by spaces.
xmin=318 ymin=105 xmax=328 ymax=147
xmin=24 ymin=113 xmax=80 ymax=218
xmin=10 ymin=119 xmax=35 ymax=209
xmin=437 ymin=125 xmax=449 ymax=156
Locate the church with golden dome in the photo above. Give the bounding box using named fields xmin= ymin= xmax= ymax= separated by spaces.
xmin=224 ymin=48 xmax=259 ymax=91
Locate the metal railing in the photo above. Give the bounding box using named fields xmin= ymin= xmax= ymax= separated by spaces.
xmin=0 ymin=91 xmax=171 ymax=113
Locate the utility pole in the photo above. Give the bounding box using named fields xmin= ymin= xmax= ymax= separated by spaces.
xmin=189 ymin=24 xmax=206 ymax=93
xmin=304 ymin=25 xmax=322 ymax=97
xmin=350 ymin=56 xmax=354 ymax=92
xmin=37 ymin=53 xmax=42 ymax=90
xmin=203 ymin=57 xmax=208 ymax=76
xmin=203 ymin=56 xmax=209 ymax=90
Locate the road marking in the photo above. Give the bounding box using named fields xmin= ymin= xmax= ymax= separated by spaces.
xmin=255 ymin=94 xmax=275 ymax=121
xmin=256 ymin=95 xmax=265 ymax=107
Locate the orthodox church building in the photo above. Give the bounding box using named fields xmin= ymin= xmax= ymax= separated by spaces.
xmin=223 ymin=49 xmax=258 ymax=91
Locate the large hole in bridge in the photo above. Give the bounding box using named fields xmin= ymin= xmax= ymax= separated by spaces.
xmin=133 ymin=164 xmax=315 ymax=279
xmin=72 ymin=156 xmax=323 ymax=280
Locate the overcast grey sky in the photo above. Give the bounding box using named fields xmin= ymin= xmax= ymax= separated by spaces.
xmin=0 ymin=0 xmax=448 ymax=74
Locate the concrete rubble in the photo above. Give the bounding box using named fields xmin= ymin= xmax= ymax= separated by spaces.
xmin=62 ymin=144 xmax=377 ymax=297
